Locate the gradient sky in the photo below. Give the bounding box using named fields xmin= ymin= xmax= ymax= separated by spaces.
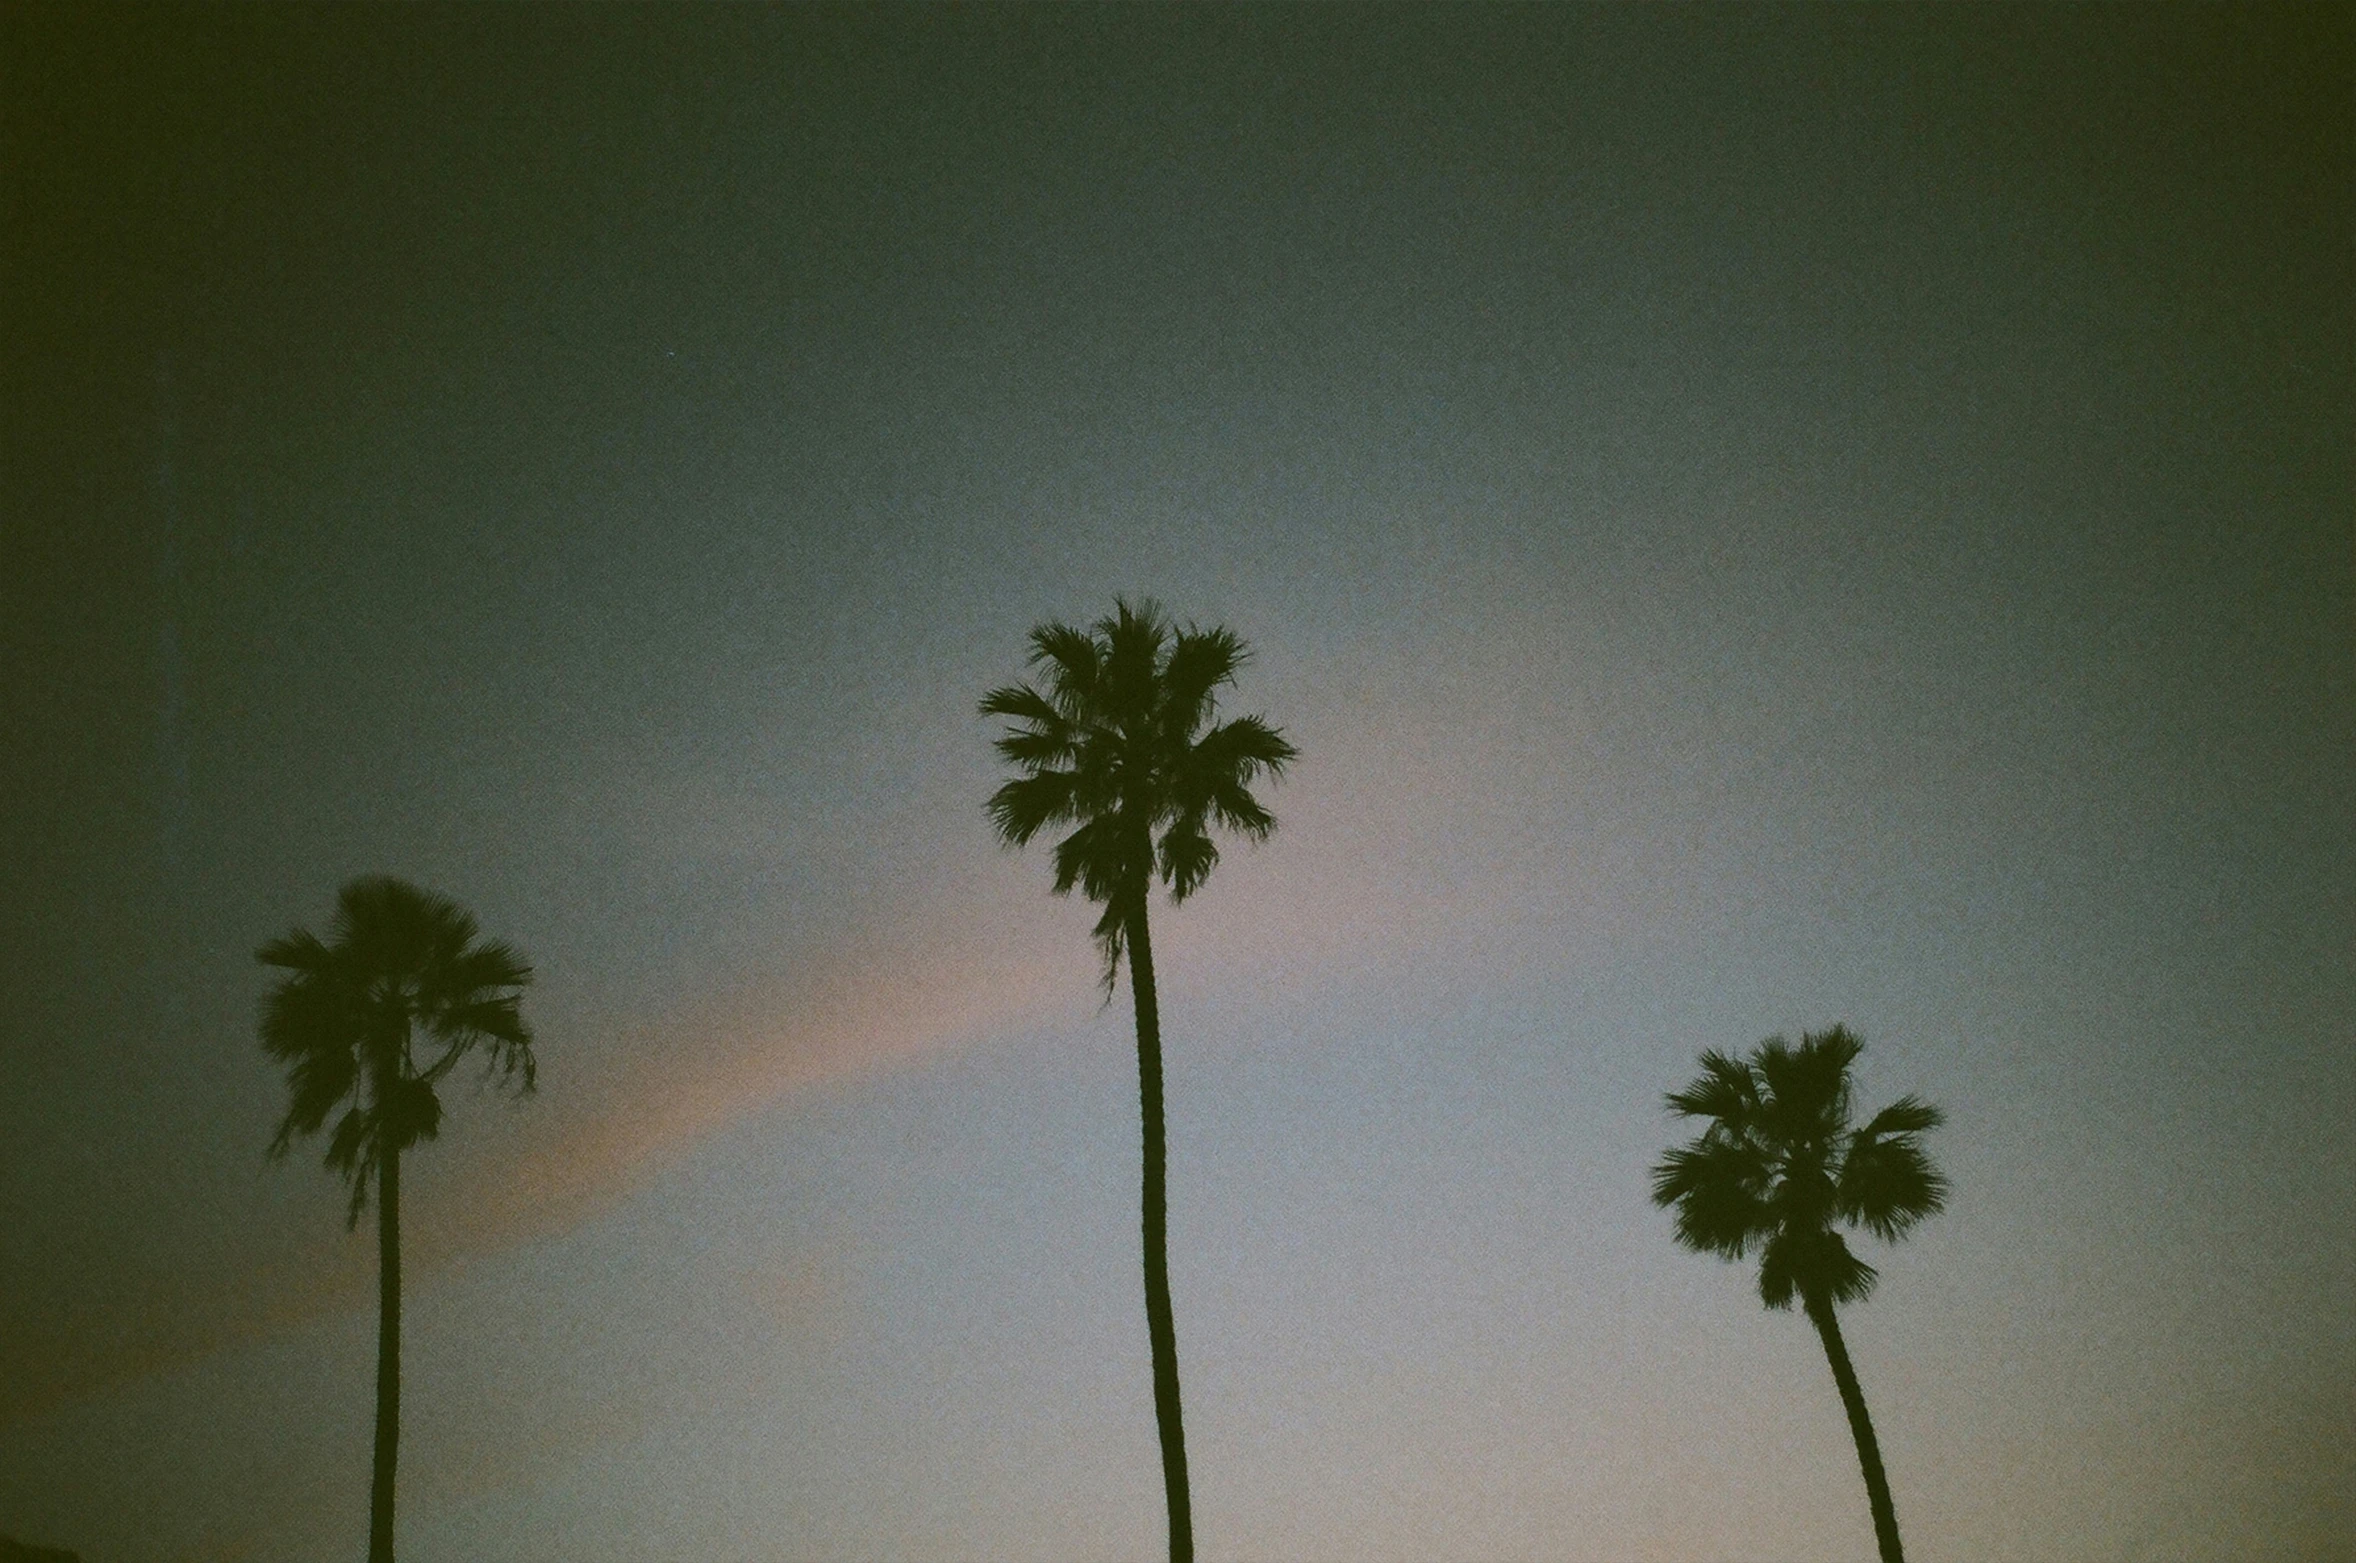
xmin=3 ymin=7 xmax=2350 ymax=1561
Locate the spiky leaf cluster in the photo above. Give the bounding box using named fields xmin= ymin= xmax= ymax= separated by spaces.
xmin=258 ymin=877 xmax=535 ymax=1227
xmin=981 ymin=598 xmax=1297 ymax=986
xmin=1651 ymin=1025 xmax=1947 ymax=1311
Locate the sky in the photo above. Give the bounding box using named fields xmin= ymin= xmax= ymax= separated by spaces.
xmin=1 ymin=5 xmax=2349 ymax=1560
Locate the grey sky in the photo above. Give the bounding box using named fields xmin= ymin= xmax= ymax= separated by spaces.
xmin=3 ymin=7 xmax=2349 ymax=1560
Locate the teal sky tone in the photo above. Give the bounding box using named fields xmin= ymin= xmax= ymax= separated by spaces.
xmin=3 ymin=7 xmax=2349 ymax=1561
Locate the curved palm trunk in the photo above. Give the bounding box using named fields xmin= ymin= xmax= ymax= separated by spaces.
xmin=370 ymin=1144 xmax=401 ymax=1563
xmin=1804 ymin=1291 xmax=1902 ymax=1563
xmin=1124 ymin=903 xmax=1193 ymax=1563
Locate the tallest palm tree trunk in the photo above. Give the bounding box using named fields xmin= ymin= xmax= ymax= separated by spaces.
xmin=1805 ymin=1290 xmax=1902 ymax=1563
xmin=370 ymin=1143 xmax=401 ymax=1563
xmin=1125 ymin=901 xmax=1193 ymax=1563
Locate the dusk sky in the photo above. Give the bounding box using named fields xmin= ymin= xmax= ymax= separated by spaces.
xmin=3 ymin=7 xmax=2349 ymax=1561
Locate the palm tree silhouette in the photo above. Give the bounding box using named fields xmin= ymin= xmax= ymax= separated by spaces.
xmin=1650 ymin=1025 xmax=1946 ymax=1563
xmin=981 ymin=600 xmax=1296 ymax=1563
xmin=257 ymin=877 xmax=535 ymax=1563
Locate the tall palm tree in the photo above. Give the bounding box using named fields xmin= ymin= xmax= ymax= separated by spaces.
xmin=257 ymin=877 xmax=535 ymax=1563
xmin=981 ymin=599 xmax=1296 ymax=1563
xmin=1650 ymin=1025 xmax=1947 ymax=1563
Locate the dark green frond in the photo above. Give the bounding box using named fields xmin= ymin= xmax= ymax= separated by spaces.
xmin=1176 ymin=716 xmax=1296 ymax=842
xmin=1158 ymin=823 xmax=1219 ymax=903
xmin=985 ymin=771 xmax=1083 ymax=848
xmin=1088 ymin=898 xmax=1129 ymax=995
xmin=1029 ymin=623 xmax=1106 ymax=720
xmin=1759 ymin=1227 xmax=1878 ymax=1310
xmin=336 ymin=876 xmax=472 ymax=979
xmin=1188 ymin=714 xmax=1296 ymax=780
xmin=982 ymin=678 xmax=1089 ymax=775
xmin=429 ymin=941 xmax=531 ymax=1011
xmin=1857 ymin=1095 xmax=1943 ymax=1139
xmin=326 ymin=1103 xmax=372 ymax=1185
xmin=1046 ymin=814 xmax=1127 ymax=901
xmin=1159 ymin=625 xmax=1247 ymax=735
xmin=1652 ymin=1138 xmax=1775 ymax=1259
xmin=1097 ymin=600 xmax=1172 ymax=723
xmin=256 ymin=926 xmax=334 ymax=976
xmin=266 ymin=1032 xmax=358 ymax=1161
xmin=1839 ymin=1132 xmax=1949 ymax=1242
xmin=1665 ymin=1048 xmax=1758 ymax=1123
xmin=994 ymin=723 xmax=1084 ymax=770
xmin=1758 ymin=1027 xmax=1857 ymax=1137
xmin=978 ymin=680 xmax=1062 ymax=726
xmin=379 ymin=1074 xmax=444 ymax=1151
xmin=257 ymin=966 xmax=356 ymax=1066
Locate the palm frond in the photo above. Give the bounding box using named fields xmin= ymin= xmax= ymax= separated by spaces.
xmin=994 ymin=724 xmax=1082 ymax=770
xmin=1652 ymin=1139 xmax=1774 ymax=1259
xmin=256 ymin=926 xmax=334 ymax=975
xmin=1030 ymin=622 xmax=1106 ymax=721
xmin=985 ymin=771 xmax=1082 ymax=848
xmin=1857 ymin=1095 xmax=1943 ymax=1139
xmin=433 ymin=940 xmax=533 ymax=1008
xmin=1098 ymin=600 xmax=1170 ymax=718
xmin=1159 ymin=625 xmax=1247 ymax=736
xmin=978 ymin=680 xmax=1062 ymax=726
xmin=1158 ymin=822 xmax=1219 ymax=902
xmin=1665 ymin=1048 xmax=1757 ymax=1122
xmin=1838 ymin=1132 xmax=1948 ymax=1241
xmin=379 ymin=1074 xmax=444 ymax=1150
xmin=1179 ymin=716 xmax=1297 ymax=836
xmin=1089 ymin=897 xmax=1130 ymax=997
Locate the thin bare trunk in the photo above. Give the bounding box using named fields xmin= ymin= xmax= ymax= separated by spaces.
xmin=1126 ymin=901 xmax=1192 ymax=1563
xmin=370 ymin=1145 xmax=400 ymax=1563
xmin=1806 ymin=1291 xmax=1902 ymax=1563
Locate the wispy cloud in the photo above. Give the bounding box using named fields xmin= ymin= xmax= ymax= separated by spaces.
xmin=0 ymin=911 xmax=1073 ymax=1428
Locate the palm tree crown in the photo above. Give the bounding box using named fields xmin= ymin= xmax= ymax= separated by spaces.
xmin=258 ymin=876 xmax=535 ymax=1224
xmin=980 ymin=597 xmax=1297 ymax=981
xmin=1651 ymin=1024 xmax=1946 ymax=1310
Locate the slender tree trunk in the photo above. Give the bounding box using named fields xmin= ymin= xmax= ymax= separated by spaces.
xmin=1125 ymin=901 xmax=1192 ymax=1563
xmin=370 ymin=1144 xmax=401 ymax=1563
xmin=1805 ymin=1291 xmax=1903 ymax=1563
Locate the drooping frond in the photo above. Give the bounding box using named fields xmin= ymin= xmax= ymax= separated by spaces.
xmin=264 ymin=1006 xmax=359 ymax=1159
xmin=1759 ymin=1227 xmax=1877 ymax=1311
xmin=1839 ymin=1096 xmax=1949 ymax=1242
xmin=1651 ymin=1137 xmax=1774 ymax=1259
xmin=1158 ymin=822 xmax=1219 ymax=902
xmin=1049 ymin=814 xmax=1138 ymax=904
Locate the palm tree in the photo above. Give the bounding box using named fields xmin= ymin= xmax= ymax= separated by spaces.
xmin=257 ymin=877 xmax=535 ymax=1563
xmin=981 ymin=599 xmax=1296 ymax=1563
xmin=1650 ymin=1025 xmax=1946 ymax=1563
